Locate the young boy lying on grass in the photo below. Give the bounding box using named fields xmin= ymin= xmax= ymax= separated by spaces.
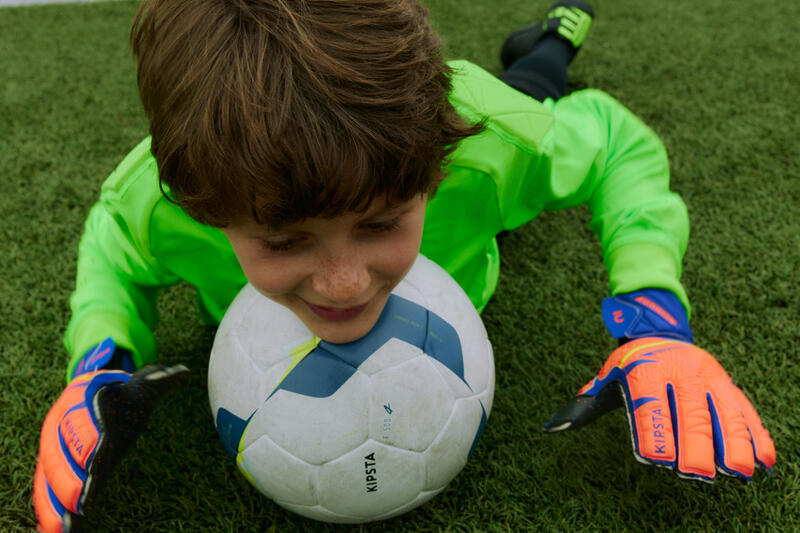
xmin=33 ymin=0 xmax=775 ymax=530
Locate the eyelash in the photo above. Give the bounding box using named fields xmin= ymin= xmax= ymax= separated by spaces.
xmin=364 ymin=217 xmax=401 ymax=233
xmin=261 ymin=239 xmax=300 ymax=253
xmin=260 ymin=217 xmax=401 ymax=253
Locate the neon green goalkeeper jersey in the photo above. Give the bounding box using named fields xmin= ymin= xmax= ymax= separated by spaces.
xmin=64 ymin=60 xmax=689 ymax=379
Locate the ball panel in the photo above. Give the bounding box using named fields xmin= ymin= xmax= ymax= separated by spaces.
xmin=270 ymin=341 xmax=360 ymax=398
xmin=424 ymin=293 xmax=493 ymax=395
xmin=317 ymin=440 xmax=425 ymax=519
xmin=368 ymin=356 xmax=454 ymax=451
xmin=248 ymin=373 xmax=372 ymax=465
xmin=240 ymin=434 xmax=317 ymax=506
xmin=428 ymin=355 xmax=473 ymax=399
xmin=394 ymin=255 xmax=454 ymax=303
xmin=275 ymin=503 xmax=363 ymax=524
xmin=219 ymin=284 xmax=314 ymax=373
xmin=208 ymin=333 xmax=273 ymax=425
xmin=388 ymin=256 xmax=433 ymax=307
xmin=357 ymin=337 xmax=421 ymax=377
xmin=423 ymin=398 xmax=485 ymax=490
xmin=370 ymin=488 xmax=443 ymax=521
xmin=279 ymin=487 xmax=444 ymax=524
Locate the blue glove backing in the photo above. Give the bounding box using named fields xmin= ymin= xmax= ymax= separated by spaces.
xmin=601 ymin=288 xmax=693 ymax=343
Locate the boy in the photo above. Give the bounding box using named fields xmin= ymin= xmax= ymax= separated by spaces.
xmin=33 ymin=0 xmax=775 ymax=531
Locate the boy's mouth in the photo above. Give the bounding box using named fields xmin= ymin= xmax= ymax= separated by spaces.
xmin=304 ymin=300 xmax=370 ymax=322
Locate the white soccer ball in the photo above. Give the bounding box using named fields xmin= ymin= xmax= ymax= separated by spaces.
xmin=208 ymin=254 xmax=495 ymax=523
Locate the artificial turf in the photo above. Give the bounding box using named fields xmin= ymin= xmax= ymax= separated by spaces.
xmin=1 ymin=0 xmax=798 ymax=531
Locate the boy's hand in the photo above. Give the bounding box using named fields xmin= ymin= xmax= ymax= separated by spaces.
xmin=33 ymin=365 xmax=188 ymax=532
xmin=544 ymin=337 xmax=776 ymax=481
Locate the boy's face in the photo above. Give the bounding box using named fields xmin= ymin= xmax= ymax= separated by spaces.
xmin=222 ymin=195 xmax=427 ymax=344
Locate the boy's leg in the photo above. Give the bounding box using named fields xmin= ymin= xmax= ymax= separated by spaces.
xmin=498 ymin=1 xmax=594 ymax=102
xmin=495 ymin=1 xmax=595 ymax=251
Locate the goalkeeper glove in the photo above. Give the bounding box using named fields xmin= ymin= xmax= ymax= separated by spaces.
xmin=33 ymin=338 xmax=188 ymax=532
xmin=544 ymin=289 xmax=776 ymax=481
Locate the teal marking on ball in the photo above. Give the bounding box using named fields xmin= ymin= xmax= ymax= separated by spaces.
xmin=271 ymin=294 xmax=468 ymax=399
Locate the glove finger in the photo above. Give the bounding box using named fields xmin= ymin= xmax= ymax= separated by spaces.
xmin=39 ymin=381 xmax=95 ymax=514
xmin=669 ymin=383 xmax=716 ymax=479
xmin=707 ymin=390 xmax=756 ymax=478
xmin=544 ymin=384 xmax=624 ymax=432
xmin=620 ymin=342 xmax=717 ymax=479
xmin=612 ymin=349 xmax=678 ymax=469
xmin=33 ymin=462 xmax=72 ymax=533
xmin=119 ymin=364 xmax=190 ymax=408
xmin=729 ymin=384 xmax=776 ymax=470
xmin=619 ymin=381 xmax=677 ymax=469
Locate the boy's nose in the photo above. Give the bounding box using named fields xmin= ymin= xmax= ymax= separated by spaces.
xmin=311 ymin=255 xmax=371 ymax=304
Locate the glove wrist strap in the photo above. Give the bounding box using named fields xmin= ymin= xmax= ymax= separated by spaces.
xmin=602 ymin=288 xmax=693 ymax=343
xmin=72 ymin=337 xmax=135 ymax=379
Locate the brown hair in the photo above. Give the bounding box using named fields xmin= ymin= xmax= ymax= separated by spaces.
xmin=131 ymin=0 xmax=483 ymax=228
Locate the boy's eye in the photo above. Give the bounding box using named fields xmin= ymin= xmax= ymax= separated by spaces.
xmin=260 ymin=237 xmax=302 ymax=253
xmin=363 ymin=217 xmax=401 ymax=233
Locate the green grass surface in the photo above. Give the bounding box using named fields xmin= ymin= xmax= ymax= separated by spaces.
xmin=2 ymin=0 xmax=799 ymax=531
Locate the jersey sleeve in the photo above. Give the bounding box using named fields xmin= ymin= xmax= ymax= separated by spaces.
xmin=63 ymin=139 xmax=180 ymax=381
xmin=540 ymin=89 xmax=690 ymax=312
xmin=446 ymin=61 xmax=690 ymax=314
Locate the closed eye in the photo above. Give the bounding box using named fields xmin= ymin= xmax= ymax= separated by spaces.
xmin=260 ymin=237 xmax=304 ymax=253
xmin=363 ymin=217 xmax=400 ymax=233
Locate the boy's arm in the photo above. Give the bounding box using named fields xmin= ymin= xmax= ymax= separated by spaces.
xmin=521 ymin=90 xmax=775 ymax=480
xmin=527 ymin=88 xmax=689 ymax=311
xmin=34 ymin=144 xmax=187 ymax=532
xmin=64 ymin=141 xmax=179 ymax=381
xmin=447 ymin=61 xmax=686 ymax=311
xmin=447 ymin=64 xmax=775 ymax=480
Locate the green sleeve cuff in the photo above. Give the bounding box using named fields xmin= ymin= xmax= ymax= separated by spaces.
xmin=64 ymin=310 xmax=158 ymax=382
xmin=606 ymin=243 xmax=691 ymax=319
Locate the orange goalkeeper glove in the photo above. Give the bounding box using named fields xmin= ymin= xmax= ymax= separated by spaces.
xmin=33 ymin=339 xmax=187 ymax=532
xmin=544 ymin=290 xmax=776 ymax=481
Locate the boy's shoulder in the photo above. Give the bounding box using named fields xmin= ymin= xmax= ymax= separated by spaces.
xmin=446 ymin=60 xmax=554 ymax=154
xmin=97 ymin=137 xmax=224 ymax=256
xmin=100 ymin=137 xmax=163 ymax=208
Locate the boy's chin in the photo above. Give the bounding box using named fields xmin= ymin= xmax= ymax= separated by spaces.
xmin=306 ymin=317 xmax=377 ymax=345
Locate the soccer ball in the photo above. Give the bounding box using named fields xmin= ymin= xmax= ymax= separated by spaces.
xmin=208 ymin=254 xmax=495 ymax=523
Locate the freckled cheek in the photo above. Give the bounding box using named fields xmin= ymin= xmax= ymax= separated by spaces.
xmin=225 ymin=234 xmax=305 ymax=298
xmin=240 ymin=257 xmax=307 ymax=297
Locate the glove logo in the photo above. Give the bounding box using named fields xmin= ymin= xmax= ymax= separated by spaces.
xmin=633 ymin=296 xmax=678 ymax=326
xmin=62 ymin=418 xmax=85 ymax=457
xmin=651 ymin=409 xmax=667 ymax=454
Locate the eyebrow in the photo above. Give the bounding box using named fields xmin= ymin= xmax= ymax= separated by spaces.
xmin=362 ymin=204 xmax=412 ymax=220
xmin=252 ymin=198 xmax=420 ymax=235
